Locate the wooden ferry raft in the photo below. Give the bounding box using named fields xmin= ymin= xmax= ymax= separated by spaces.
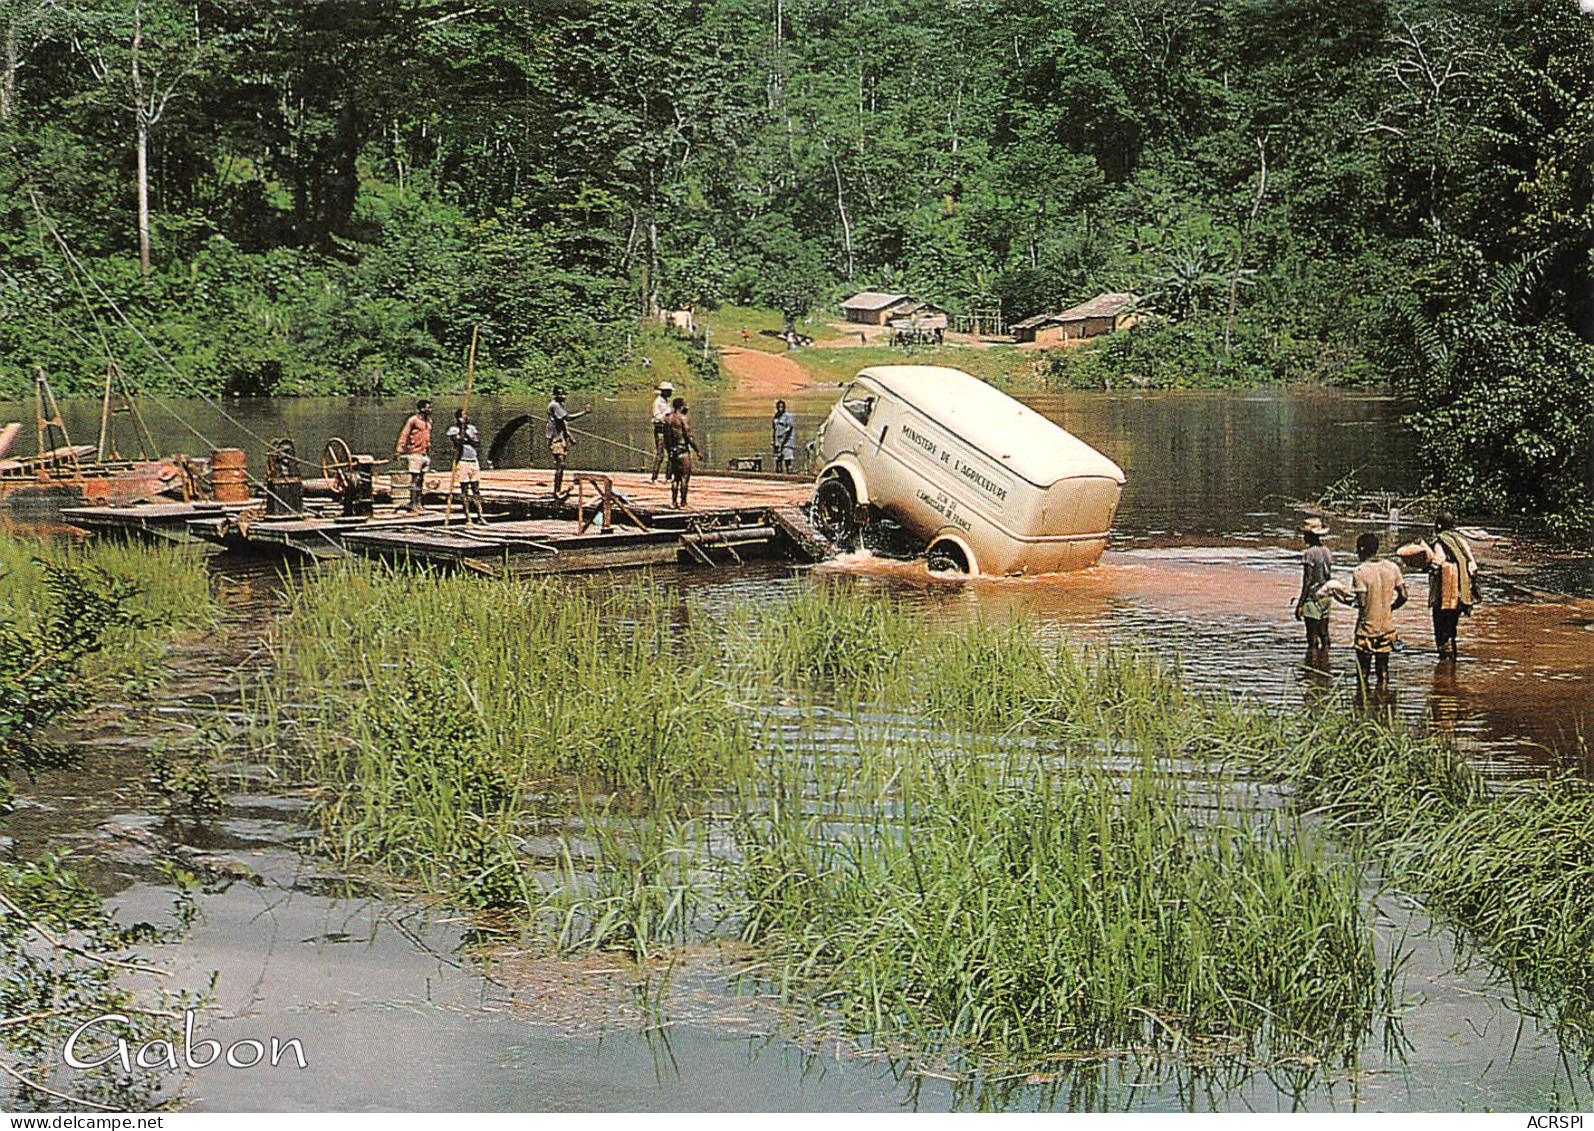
xmin=369 ymin=465 xmax=815 ymax=516
xmin=60 ymin=500 xmax=249 ymax=543
xmin=175 ymin=467 xmax=830 ymax=575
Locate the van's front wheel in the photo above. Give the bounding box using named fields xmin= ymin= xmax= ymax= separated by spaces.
xmin=813 ymin=476 xmax=859 ymax=550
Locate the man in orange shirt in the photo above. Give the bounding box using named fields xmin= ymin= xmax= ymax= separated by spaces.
xmin=394 ymin=399 xmax=433 ymax=512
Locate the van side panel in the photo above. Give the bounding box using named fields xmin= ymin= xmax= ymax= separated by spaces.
xmin=815 ymin=374 xmax=1123 ymax=574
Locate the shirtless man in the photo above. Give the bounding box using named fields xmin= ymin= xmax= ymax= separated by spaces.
xmin=1334 ymin=531 xmax=1408 ymax=692
xmin=662 ymin=398 xmax=704 ymax=508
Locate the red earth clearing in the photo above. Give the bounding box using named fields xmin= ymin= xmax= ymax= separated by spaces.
xmin=719 ymin=346 xmax=810 ymax=397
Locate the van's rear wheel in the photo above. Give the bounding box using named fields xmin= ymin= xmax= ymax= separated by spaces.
xmin=926 ymin=539 xmax=970 ymax=574
xmin=813 ymin=476 xmax=859 ymax=550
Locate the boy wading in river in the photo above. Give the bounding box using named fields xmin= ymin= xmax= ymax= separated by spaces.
xmin=1334 ymin=531 xmax=1407 ymax=693
xmin=1293 ymin=517 xmax=1335 ymax=654
xmin=663 ymin=398 xmax=703 ymax=509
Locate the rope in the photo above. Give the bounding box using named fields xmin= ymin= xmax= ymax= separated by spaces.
xmin=0 ymin=259 xmax=214 ymax=461
xmin=567 ymin=424 xmax=654 ymax=460
xmin=25 ymin=181 xmax=299 ymax=461
xmin=18 ymin=185 xmax=348 ymax=553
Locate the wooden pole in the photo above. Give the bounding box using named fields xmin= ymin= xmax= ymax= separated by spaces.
xmin=443 ymin=326 xmax=479 ymax=526
xmin=98 ymin=362 xmax=115 ymax=461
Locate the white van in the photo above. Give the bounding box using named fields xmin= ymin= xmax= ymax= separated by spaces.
xmin=812 ymin=365 xmax=1124 ymax=574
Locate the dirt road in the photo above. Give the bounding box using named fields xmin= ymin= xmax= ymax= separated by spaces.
xmin=719 ymin=346 xmax=811 ymax=397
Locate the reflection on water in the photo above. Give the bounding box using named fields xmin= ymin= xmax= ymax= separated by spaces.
xmin=5 ymin=389 xmax=1593 ymax=1110
xmin=4 ymin=387 xmax=1581 ymax=764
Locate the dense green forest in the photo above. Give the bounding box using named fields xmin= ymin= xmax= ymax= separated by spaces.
xmin=0 ymin=0 xmax=1589 ymax=530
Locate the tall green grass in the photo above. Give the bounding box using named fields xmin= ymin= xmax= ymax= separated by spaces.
xmin=255 ymin=563 xmax=753 ymax=903
xmin=734 ymin=737 xmax=1385 ymax=1062
xmin=253 ymin=566 xmax=1594 ymax=1062
xmin=0 ymin=532 xmax=220 ymax=689
xmin=1213 ymin=706 xmax=1594 ymax=1038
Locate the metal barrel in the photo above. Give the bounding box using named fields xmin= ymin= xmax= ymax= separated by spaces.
xmin=211 ymin=448 xmax=250 ymax=503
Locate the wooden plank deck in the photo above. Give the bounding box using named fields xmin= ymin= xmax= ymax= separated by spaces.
xmin=61 ymin=501 xmax=247 ymax=543
xmin=373 ymin=467 xmax=815 ymax=519
xmin=69 ymin=468 xmax=824 ymax=574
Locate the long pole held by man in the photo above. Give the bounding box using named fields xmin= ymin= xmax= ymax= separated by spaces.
xmin=444 ymin=326 xmax=479 ymax=527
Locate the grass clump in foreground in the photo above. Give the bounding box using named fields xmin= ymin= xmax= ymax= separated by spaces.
xmin=734 ymin=739 xmax=1386 ymax=1063
xmin=0 ymin=533 xmax=221 ymax=694
xmin=1211 ymin=705 xmax=1594 ymax=1040
xmin=260 ymin=563 xmax=751 ymax=904
xmin=1 ymin=533 xmax=222 ymax=795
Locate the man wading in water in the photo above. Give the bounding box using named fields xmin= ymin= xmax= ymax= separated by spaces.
xmin=1420 ymin=511 xmax=1480 ymax=660
xmin=663 ymin=398 xmax=703 ymax=508
xmin=649 ymin=381 xmax=674 ymax=482
xmin=545 ymin=386 xmax=592 ymax=499
xmin=393 ymin=398 xmax=433 ymax=512
xmin=1335 ymin=531 xmax=1407 ymax=694
xmin=1293 ymin=517 xmax=1335 ymax=655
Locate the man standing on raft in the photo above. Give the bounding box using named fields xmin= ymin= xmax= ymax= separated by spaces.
xmin=662 ymin=398 xmax=704 ymax=509
xmin=393 ymin=398 xmax=433 ymax=513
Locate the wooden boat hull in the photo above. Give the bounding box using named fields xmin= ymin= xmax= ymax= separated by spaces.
xmin=0 ymin=460 xmax=181 ymax=508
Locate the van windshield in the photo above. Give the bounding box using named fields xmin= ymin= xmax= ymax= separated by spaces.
xmin=841 ymin=387 xmax=876 ymax=426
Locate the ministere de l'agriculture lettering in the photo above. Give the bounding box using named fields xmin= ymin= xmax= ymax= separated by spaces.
xmin=61 ymin=1011 xmax=307 ymax=1072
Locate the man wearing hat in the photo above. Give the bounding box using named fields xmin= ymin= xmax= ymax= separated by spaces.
xmin=545 ymin=386 xmax=592 ymax=498
xmin=650 ymin=381 xmax=674 ymax=482
xmin=1293 ymin=517 xmax=1335 ymax=654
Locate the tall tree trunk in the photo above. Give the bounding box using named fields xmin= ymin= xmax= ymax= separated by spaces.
xmin=830 ymin=149 xmax=854 ymax=280
xmin=1 ymin=20 xmax=16 ymax=121
xmin=136 ymin=117 xmax=152 ymax=274
xmin=132 ymin=4 xmax=151 ymax=274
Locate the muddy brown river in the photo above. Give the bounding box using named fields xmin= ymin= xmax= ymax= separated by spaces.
xmin=3 ymin=387 xmax=1592 ymax=1110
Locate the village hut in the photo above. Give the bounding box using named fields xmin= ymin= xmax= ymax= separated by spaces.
xmin=1012 ymin=293 xmax=1139 ymax=346
xmin=888 ymin=301 xmax=950 ymax=345
xmin=841 ymin=291 xmax=916 ymax=325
